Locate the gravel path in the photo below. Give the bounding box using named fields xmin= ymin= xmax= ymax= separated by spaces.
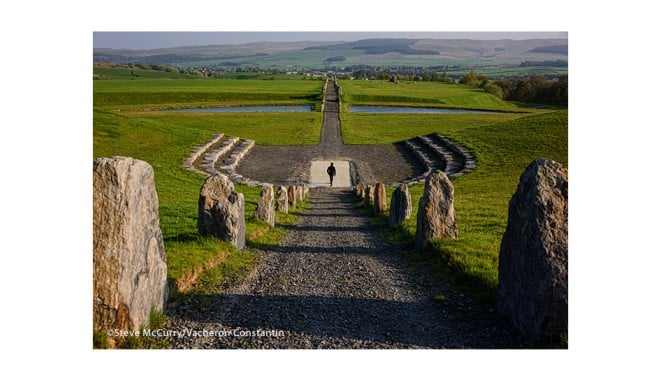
xmin=165 ymin=188 xmax=520 ymax=348
xmin=162 ymin=81 xmax=519 ymax=348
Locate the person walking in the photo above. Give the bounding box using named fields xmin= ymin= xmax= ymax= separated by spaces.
xmin=327 ymin=162 xmax=337 ymax=186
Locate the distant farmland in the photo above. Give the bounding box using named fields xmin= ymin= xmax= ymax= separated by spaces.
xmin=93 ymin=38 xmax=567 ymax=78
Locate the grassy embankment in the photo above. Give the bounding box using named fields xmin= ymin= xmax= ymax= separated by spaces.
xmin=94 ymin=77 xmax=325 ymax=111
xmin=338 ymin=80 xmax=568 ymax=303
xmin=337 ymin=79 xmax=540 ymax=113
xmin=94 ymin=78 xmax=324 ymax=301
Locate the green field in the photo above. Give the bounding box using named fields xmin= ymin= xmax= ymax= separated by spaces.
xmin=340 ymin=113 xmax=529 ymax=144
xmin=93 ymin=74 xmax=568 ymax=311
xmin=94 ymin=78 xmax=324 ymax=301
xmin=94 ymin=67 xmax=200 ymax=80
xmin=337 ymin=79 xmax=567 ymax=302
xmin=375 ymin=111 xmax=568 ymax=302
xmin=337 ymin=80 xmax=532 ymax=112
xmin=93 ymin=78 xmax=325 ymax=111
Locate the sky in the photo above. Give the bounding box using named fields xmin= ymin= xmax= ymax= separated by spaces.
xmin=93 ymin=31 xmax=568 ymax=50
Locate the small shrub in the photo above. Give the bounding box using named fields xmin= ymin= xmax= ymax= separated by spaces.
xmin=483 ymin=83 xmax=503 ymax=99
xmin=93 ymin=330 xmax=110 ymax=349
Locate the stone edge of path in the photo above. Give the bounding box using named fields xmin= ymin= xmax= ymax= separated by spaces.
xmin=402 ymin=133 xmax=477 ymax=185
xmin=183 ymin=133 xmax=270 ymax=187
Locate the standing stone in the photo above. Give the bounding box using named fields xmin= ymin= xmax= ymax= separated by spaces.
xmin=296 ymin=184 xmax=305 ymax=202
xmin=415 ymin=171 xmax=458 ymax=249
xmin=303 ymin=184 xmax=310 ymax=199
xmin=275 ymin=185 xmax=289 ymax=214
xmin=255 ymin=184 xmax=275 ymax=227
xmin=365 ymin=185 xmax=375 ymax=209
xmin=288 ymin=185 xmax=297 ymax=210
xmin=373 ymin=182 xmax=387 ymax=214
xmin=356 ymin=183 xmax=365 ymax=199
xmin=388 ymin=183 xmax=412 ymax=227
xmin=198 ymin=174 xmax=246 ymax=250
xmin=496 ymin=159 xmax=568 ymax=342
xmin=93 ymin=157 xmax=168 ymax=332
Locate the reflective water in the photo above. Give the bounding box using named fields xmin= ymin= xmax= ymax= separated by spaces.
xmin=349 ymin=106 xmax=501 ymax=114
xmin=169 ymin=105 xmax=312 ymax=112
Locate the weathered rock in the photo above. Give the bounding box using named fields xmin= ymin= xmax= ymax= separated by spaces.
xmin=364 ymin=185 xmax=375 ymax=209
xmin=296 ymin=184 xmax=304 ymax=202
xmin=388 ymin=184 xmax=412 ymax=227
xmin=288 ymin=185 xmax=297 ymax=210
xmin=496 ymin=158 xmax=568 ymax=342
xmin=255 ymin=184 xmax=275 ymax=227
xmin=373 ymin=182 xmax=387 ymax=214
xmin=355 ymin=183 xmax=365 ymax=199
xmin=275 ymin=185 xmax=289 ymax=214
xmin=197 ymin=174 xmax=246 ymax=250
xmin=415 ymin=171 xmax=458 ymax=249
xmin=93 ymin=157 xmax=168 ymax=332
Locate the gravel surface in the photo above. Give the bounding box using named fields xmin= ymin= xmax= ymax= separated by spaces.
xmin=236 ymin=80 xmax=425 ymax=185
xmin=164 ymin=188 xmax=521 ymax=349
xmin=162 ymin=81 xmax=519 ymax=349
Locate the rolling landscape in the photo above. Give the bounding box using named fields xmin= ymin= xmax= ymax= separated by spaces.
xmin=93 ymin=34 xmax=568 ymax=350
xmin=94 ymin=37 xmax=567 ymax=78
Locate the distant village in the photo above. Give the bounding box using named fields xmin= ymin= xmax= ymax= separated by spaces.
xmin=187 ymin=65 xmax=466 ymax=83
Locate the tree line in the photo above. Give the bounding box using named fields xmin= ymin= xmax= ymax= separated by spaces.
xmin=460 ymin=70 xmax=568 ymax=106
xmin=520 ymin=60 xmax=567 ymax=67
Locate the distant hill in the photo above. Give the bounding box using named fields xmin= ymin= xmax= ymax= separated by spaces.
xmin=528 ymin=45 xmax=568 ymax=54
xmin=304 ymin=38 xmax=439 ymax=55
xmin=93 ymin=38 xmax=567 ymax=70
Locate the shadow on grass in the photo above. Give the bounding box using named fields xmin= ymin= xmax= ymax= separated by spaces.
xmin=164 ymin=232 xmax=202 ymax=243
xmin=381 ymin=223 xmax=496 ymax=305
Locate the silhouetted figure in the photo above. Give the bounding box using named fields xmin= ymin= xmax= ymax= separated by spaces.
xmin=327 ymin=162 xmax=337 ymax=186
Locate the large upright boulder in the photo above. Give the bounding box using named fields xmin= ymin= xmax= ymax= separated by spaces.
xmin=388 ymin=183 xmax=412 ymax=227
xmin=275 ymin=185 xmax=289 ymax=214
xmin=255 ymin=184 xmax=275 ymax=227
xmin=373 ymin=182 xmax=387 ymax=214
xmin=415 ymin=171 xmax=458 ymax=249
xmin=364 ymin=185 xmax=375 ymax=209
xmin=93 ymin=157 xmax=168 ymax=332
xmin=296 ymin=184 xmax=305 ymax=202
xmin=303 ymin=184 xmax=310 ymax=199
xmin=198 ymin=174 xmax=246 ymax=250
xmin=287 ymin=185 xmax=297 ymax=210
xmin=355 ymin=183 xmax=366 ymax=199
xmin=496 ymin=158 xmax=568 ymax=342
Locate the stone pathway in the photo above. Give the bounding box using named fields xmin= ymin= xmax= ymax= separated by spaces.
xmin=165 ymin=188 xmax=520 ymax=348
xmin=184 ymin=79 xmax=478 ymax=186
xmin=162 ymin=79 xmax=518 ymax=349
xmin=235 ymin=80 xmax=425 ymax=185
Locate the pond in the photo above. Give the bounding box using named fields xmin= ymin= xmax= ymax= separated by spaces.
xmin=168 ymin=105 xmax=313 ymax=113
xmin=349 ymin=106 xmax=502 ymax=114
